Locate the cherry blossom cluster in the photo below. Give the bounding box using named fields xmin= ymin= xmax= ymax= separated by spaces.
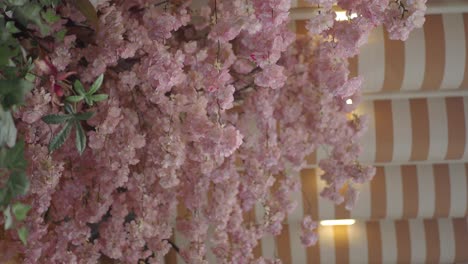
xmin=306 ymin=0 xmax=427 ymax=41
xmin=0 ymin=0 xmax=424 ymax=263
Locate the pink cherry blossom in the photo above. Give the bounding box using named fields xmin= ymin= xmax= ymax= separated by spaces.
xmin=306 ymin=11 xmax=335 ymax=35
xmin=254 ymin=64 xmax=287 ymax=89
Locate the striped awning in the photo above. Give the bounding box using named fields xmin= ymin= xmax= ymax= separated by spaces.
xmin=357 ymin=96 xmax=468 ymax=164
xmin=165 ymin=218 xmax=468 ymax=264
xmin=305 ymin=97 xmax=468 ymax=165
xmin=255 ymin=218 xmax=468 ymax=264
xmin=297 ymin=166 xmax=468 ymax=221
xmin=293 ymin=13 xmax=468 ymax=94
xmin=163 ymin=163 xmax=467 ymax=264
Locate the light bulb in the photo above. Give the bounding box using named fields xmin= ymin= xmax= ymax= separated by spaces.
xmin=320 ymin=219 xmax=356 ymax=226
xmin=335 ymin=11 xmax=358 ymax=21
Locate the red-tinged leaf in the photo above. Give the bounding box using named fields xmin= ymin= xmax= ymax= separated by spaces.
xmin=56 ymin=71 xmax=77 ymax=81
xmin=34 ymin=58 xmax=57 ymax=75
xmin=71 ymin=0 xmax=99 ymax=31
xmin=53 ymin=84 xmax=64 ymax=97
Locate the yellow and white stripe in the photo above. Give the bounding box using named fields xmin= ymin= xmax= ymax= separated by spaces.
xmin=294 ymin=13 xmax=468 ymax=93
xmin=305 ymin=97 xmax=468 ymax=165
xmin=297 ymin=165 xmax=468 ymax=221
xmin=165 ymin=163 xmax=466 ymax=262
xmin=215 ymin=218 xmax=468 ymax=264
xmin=356 ymin=97 xmax=467 ymax=164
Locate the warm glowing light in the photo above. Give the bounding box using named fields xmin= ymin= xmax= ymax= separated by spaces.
xmin=346 ymin=98 xmax=353 ymax=105
xmin=335 ymin=11 xmax=358 ymax=21
xmin=320 ymin=219 xmax=356 ymax=226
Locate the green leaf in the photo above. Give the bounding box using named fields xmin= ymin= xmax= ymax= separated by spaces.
xmin=84 ymin=96 xmax=92 ymax=106
xmin=0 ymin=79 xmax=33 ymax=108
xmin=1 ymin=67 xmax=19 ymax=80
xmin=55 ymin=29 xmax=67 ymax=41
xmin=6 ymin=0 xmax=28 ymax=6
xmin=0 ymin=188 xmax=13 ymax=208
xmin=0 ymin=47 xmax=20 ymax=68
xmin=41 ymin=114 xmax=73 ymax=124
xmin=7 ymin=170 xmax=29 ymax=196
xmin=3 ymin=206 xmax=12 ymax=230
xmin=48 ymin=121 xmax=73 ymax=153
xmin=5 ymin=21 xmax=20 ymax=34
xmin=72 ymin=0 xmax=99 ymax=31
xmin=73 ymin=111 xmax=94 ymax=121
xmin=0 ymin=140 xmax=27 ymax=170
xmin=73 ymin=80 xmax=86 ymax=96
xmin=64 ymin=103 xmax=75 ymax=114
xmin=39 ymin=0 xmax=60 ymax=7
xmin=88 ymin=74 xmax=104 ymax=94
xmin=41 ymin=8 xmax=60 ymax=23
xmin=9 ymin=141 xmax=26 ymax=170
xmin=66 ymin=95 xmax=84 ymax=103
xmin=12 ymin=202 xmax=30 ymax=221
xmin=0 ymin=148 xmax=6 ymax=168
xmin=17 ymin=226 xmax=28 ymax=245
xmin=75 ymin=122 xmax=86 ymax=155
xmin=12 ymin=3 xmax=50 ymax=35
xmin=0 ymin=109 xmax=17 ymax=148
xmin=25 ymin=73 xmax=36 ymax=82
xmin=90 ymin=94 xmax=108 ymax=102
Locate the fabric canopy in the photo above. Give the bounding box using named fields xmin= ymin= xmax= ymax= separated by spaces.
xmin=294 ymin=14 xmax=468 ymax=93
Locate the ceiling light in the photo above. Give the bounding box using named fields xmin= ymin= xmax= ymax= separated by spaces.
xmin=320 ymin=219 xmax=356 ymax=226
xmin=335 ymin=11 xmax=358 ymax=21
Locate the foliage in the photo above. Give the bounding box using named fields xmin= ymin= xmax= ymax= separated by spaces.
xmin=42 ymin=104 xmax=94 ymax=154
xmin=66 ymin=74 xmax=108 ymax=106
xmin=1 ymin=0 xmax=60 ymax=36
xmin=0 ymin=0 xmax=101 ymax=245
xmin=0 ymin=141 xmax=29 ymax=243
xmin=0 ymin=107 xmax=18 ymax=148
xmin=0 ymin=0 xmax=426 ymax=263
xmin=70 ymin=0 xmax=99 ymax=30
xmin=0 ymin=0 xmax=40 ymax=244
xmin=0 ymin=1 xmax=104 ymax=245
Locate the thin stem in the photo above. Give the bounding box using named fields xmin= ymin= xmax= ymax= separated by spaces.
xmin=131 ymin=90 xmax=146 ymax=130
xmin=154 ymin=0 xmax=169 ymax=8
xmin=214 ymin=0 xmax=221 ymax=70
xmin=214 ymin=0 xmax=218 ymax=24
